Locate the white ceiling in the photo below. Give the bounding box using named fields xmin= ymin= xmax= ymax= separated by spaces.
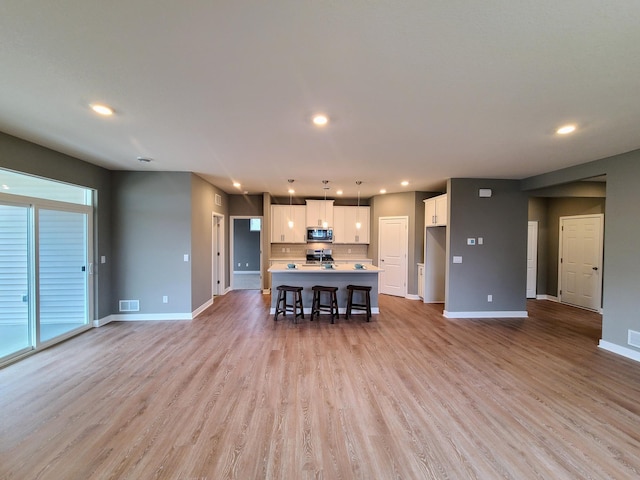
xmin=1 ymin=1 xmax=639 ymax=198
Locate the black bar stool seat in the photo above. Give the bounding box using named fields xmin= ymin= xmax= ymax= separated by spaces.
xmin=346 ymin=285 xmax=372 ymax=321
xmin=311 ymin=285 xmax=339 ymax=323
xmin=274 ymin=285 xmax=304 ymax=322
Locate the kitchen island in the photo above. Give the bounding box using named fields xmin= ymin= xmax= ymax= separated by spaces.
xmin=268 ymin=263 xmax=383 ymax=316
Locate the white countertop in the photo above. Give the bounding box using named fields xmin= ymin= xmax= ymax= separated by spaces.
xmin=268 ymin=263 xmax=383 ymax=273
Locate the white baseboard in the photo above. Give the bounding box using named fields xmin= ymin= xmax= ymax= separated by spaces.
xmin=536 ymin=294 xmax=559 ymax=302
xmin=443 ymin=310 xmax=528 ymax=319
xmin=598 ymin=340 xmax=640 ymax=363
xmin=233 ymin=270 xmax=260 ymax=274
xmin=111 ymin=312 xmax=193 ymax=321
xmin=262 ymin=289 xmax=271 ymax=295
xmin=93 ymin=315 xmax=116 ymax=327
xmin=223 ymin=286 xmax=232 ymax=295
xmin=192 ymin=298 xmax=213 ymax=318
xmin=405 ymin=294 xmax=421 ymax=301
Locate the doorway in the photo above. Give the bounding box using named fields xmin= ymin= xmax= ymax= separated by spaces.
xmin=378 ymin=216 xmax=408 ymax=297
xmin=212 ymin=213 xmax=225 ymax=297
xmin=527 ymin=221 xmax=538 ymax=299
xmin=558 ymin=214 xmax=604 ymax=311
xmin=230 ymin=217 xmax=262 ymax=290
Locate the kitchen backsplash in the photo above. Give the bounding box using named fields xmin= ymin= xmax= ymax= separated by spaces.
xmin=270 ymin=243 xmax=369 ymax=260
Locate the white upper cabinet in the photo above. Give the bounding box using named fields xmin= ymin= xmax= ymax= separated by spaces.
xmin=424 ymin=194 xmax=447 ymax=227
xmin=306 ymin=200 xmax=334 ymax=227
xmin=271 ymin=205 xmax=306 ymax=243
xmin=333 ymin=206 xmax=370 ymax=244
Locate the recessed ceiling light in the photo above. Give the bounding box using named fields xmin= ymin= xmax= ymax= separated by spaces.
xmin=312 ymin=114 xmax=329 ymax=126
xmin=556 ymin=124 xmax=577 ymax=135
xmin=336 ymin=190 xmax=343 ymax=195
xmin=288 ymin=188 xmax=295 ymax=194
xmin=401 ymin=181 xmax=409 ymax=186
xmin=90 ymin=103 xmax=114 ymax=116
xmin=380 ymin=189 xmax=387 ymax=194
xmin=233 ymin=182 xmax=241 ymax=188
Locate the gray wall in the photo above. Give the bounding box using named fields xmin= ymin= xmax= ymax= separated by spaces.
xmin=370 ymin=191 xmax=440 ymax=296
xmin=0 ymin=131 xmax=113 ymax=319
xmin=446 ymin=179 xmax=528 ymax=313
xmin=233 ymin=219 xmax=261 ymax=271
xmin=112 ymin=171 xmax=193 ymax=314
xmin=229 ymin=194 xmax=263 ymax=216
xmin=522 ymin=148 xmax=640 ymax=354
xmin=191 ymin=174 xmax=229 ymax=308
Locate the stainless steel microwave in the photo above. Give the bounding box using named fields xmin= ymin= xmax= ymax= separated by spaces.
xmin=306 ymin=227 xmax=333 ymax=243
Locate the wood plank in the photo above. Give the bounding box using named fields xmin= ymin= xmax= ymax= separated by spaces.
xmin=1 ymin=292 xmax=640 ymax=479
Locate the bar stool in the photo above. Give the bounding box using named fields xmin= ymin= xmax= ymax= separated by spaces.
xmin=311 ymin=285 xmax=339 ymax=324
xmin=274 ymin=285 xmax=304 ymax=322
xmin=346 ymin=285 xmax=372 ymax=321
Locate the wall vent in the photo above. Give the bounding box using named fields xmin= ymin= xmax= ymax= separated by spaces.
xmin=119 ymin=300 xmax=140 ymax=312
xmin=215 ymin=194 xmax=222 ymax=206
xmin=628 ymin=330 xmax=640 ymax=348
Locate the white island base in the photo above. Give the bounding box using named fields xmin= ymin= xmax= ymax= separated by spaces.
xmin=268 ymin=263 xmax=383 ymax=316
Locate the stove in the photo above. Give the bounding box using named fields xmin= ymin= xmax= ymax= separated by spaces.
xmin=305 ymin=248 xmax=334 ymax=265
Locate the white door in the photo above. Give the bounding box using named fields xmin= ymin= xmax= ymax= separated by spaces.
xmin=378 ymin=217 xmax=408 ymax=297
xmin=212 ymin=213 xmax=225 ymax=296
xmin=526 ymin=221 xmax=538 ymax=299
xmin=559 ymin=215 xmax=603 ymax=311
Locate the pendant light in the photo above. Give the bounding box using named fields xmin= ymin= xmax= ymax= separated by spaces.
xmin=287 ymin=179 xmax=295 ymax=229
xmin=355 ymin=181 xmax=362 ymax=230
xmin=322 ymin=180 xmax=329 ymax=228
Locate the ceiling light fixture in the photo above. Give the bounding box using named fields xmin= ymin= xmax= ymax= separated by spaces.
xmin=356 ymin=181 xmax=362 ymax=230
xmin=322 ymin=180 xmax=330 ymax=228
xmin=401 ymin=181 xmax=409 ymax=186
xmin=90 ymin=103 xmax=114 ymax=116
xmin=233 ymin=182 xmax=241 ymax=188
xmin=556 ymin=124 xmax=577 ymax=135
xmin=312 ymin=114 xmax=329 ymax=126
xmin=288 ymin=179 xmax=295 ymax=229
xmin=380 ymin=189 xmax=387 ymax=194
xmin=336 ymin=190 xmax=343 ymax=195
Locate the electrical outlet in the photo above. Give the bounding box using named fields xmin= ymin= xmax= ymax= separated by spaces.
xmin=245 ymin=262 xmax=249 ymax=267
xmin=163 ymin=295 xmax=168 ymax=303
xmin=100 ymin=255 xmax=106 ymax=263
xmin=237 ymin=262 xmax=241 ymax=267
xmin=487 ymin=294 xmax=493 ymax=302
xmin=478 ymin=237 xmax=484 ymax=245
xmin=183 ymin=254 xmax=189 ymax=262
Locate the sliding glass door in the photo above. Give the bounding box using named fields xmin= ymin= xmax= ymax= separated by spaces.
xmin=0 ymin=204 xmax=31 ymax=358
xmin=0 ymin=200 xmax=93 ymax=363
xmin=38 ymin=208 xmax=90 ymax=343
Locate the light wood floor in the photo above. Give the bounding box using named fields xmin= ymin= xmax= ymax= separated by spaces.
xmin=1 ymin=293 xmax=640 ymax=479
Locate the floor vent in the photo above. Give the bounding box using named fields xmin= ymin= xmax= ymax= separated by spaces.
xmin=628 ymin=330 xmax=640 ymax=348
xmin=119 ymin=300 xmax=140 ymax=312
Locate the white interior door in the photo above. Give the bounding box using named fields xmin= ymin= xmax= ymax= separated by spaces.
xmin=378 ymin=217 xmax=408 ymax=297
xmin=527 ymin=221 xmax=538 ymax=299
xmin=559 ymin=215 xmax=603 ymax=311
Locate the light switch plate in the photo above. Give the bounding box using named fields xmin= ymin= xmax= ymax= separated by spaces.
xmin=453 ymin=256 xmax=462 ymax=264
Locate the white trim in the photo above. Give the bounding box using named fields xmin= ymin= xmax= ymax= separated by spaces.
xmin=536 ymin=294 xmax=559 ymax=301
xmin=405 ymin=294 xmax=421 ymax=301
xmin=423 ymin=300 xmax=445 ymax=304
xmin=443 ymin=310 xmax=528 ymax=319
xmin=192 ymin=298 xmax=213 ymax=318
xmin=598 ymin=340 xmax=640 ymax=363
xmin=526 ymin=221 xmax=538 ymax=298
xmin=223 ymin=286 xmax=232 ymax=295
xmin=262 ymin=289 xmax=271 ymax=295
xmin=93 ymin=315 xmax=116 ymax=327
xmin=212 ymin=212 xmax=225 ymax=297
xmin=233 ymin=270 xmax=260 ymax=274
xmin=111 ymin=313 xmax=193 ymax=321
